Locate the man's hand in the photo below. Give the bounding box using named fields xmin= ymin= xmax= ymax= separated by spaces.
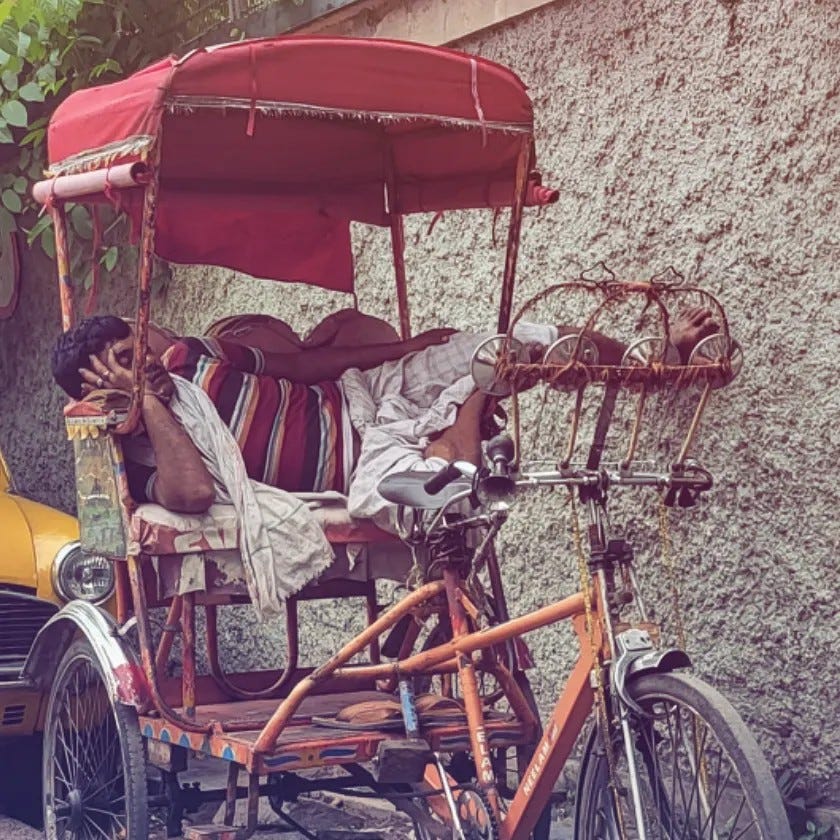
xmin=79 ymin=348 xmax=175 ymax=403
xmin=406 ymin=328 xmax=458 ymax=354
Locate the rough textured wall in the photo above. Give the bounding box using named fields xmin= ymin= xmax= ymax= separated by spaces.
xmin=1 ymin=0 xmax=837 ymax=798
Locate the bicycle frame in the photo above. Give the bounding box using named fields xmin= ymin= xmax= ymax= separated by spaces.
xmin=371 ymin=464 xmax=702 ymax=840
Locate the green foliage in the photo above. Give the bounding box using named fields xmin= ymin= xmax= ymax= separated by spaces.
xmin=0 ymin=0 xmax=244 ymax=283
xmin=0 ymin=0 xmax=124 ymax=259
xmin=0 ymin=0 xmax=307 ymax=296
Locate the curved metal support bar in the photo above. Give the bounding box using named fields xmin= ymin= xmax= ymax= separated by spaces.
xmin=154 ymin=595 xmax=183 ymax=678
xmin=22 ymin=600 xmax=147 ymax=709
xmin=497 ymin=137 xmax=532 ymax=333
xmin=620 ymin=386 xmax=648 ymax=470
xmin=115 ymin=161 xmax=159 ymax=436
xmin=253 ymin=580 xmax=447 ymax=753
xmin=675 ymin=382 xmax=712 ymax=466
xmin=559 ymin=385 xmax=586 ymax=469
xmin=125 ymin=554 xmax=210 ymax=733
xmin=205 ymin=601 xmax=300 ymax=701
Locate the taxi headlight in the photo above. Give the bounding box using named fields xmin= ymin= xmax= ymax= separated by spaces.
xmin=52 ymin=543 xmax=115 ymax=604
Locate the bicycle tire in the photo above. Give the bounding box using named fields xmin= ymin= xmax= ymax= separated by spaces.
xmin=43 ymin=638 xmax=148 ymax=840
xmin=575 ymin=671 xmax=792 ymax=840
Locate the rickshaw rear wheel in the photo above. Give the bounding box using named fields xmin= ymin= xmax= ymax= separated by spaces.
xmin=42 ymin=638 xmax=148 ymax=840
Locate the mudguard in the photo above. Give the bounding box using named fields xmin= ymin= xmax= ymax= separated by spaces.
xmin=612 ymin=628 xmax=691 ymax=716
xmin=22 ymin=600 xmax=148 ymax=709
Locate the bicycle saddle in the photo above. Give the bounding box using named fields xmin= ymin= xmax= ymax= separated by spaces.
xmin=377 ymin=471 xmax=472 ymax=510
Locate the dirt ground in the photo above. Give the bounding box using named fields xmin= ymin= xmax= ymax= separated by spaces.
xmin=3 ymin=788 xmax=575 ymax=839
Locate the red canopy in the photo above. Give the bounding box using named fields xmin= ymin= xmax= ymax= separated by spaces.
xmin=46 ymin=36 xmax=536 ymax=291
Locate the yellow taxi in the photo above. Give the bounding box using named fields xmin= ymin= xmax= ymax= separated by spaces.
xmin=0 ymin=447 xmax=114 ymax=822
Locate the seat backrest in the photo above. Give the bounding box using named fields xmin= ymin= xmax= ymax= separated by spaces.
xmin=66 ymin=412 xmax=132 ymax=559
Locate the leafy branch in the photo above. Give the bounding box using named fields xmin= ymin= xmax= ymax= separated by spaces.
xmin=0 ymin=0 xmax=240 ymax=286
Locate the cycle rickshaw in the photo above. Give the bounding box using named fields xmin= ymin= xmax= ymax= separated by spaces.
xmin=27 ymin=35 xmax=791 ymax=840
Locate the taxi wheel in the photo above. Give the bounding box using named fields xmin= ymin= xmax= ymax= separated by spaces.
xmin=42 ymin=639 xmax=148 ymax=839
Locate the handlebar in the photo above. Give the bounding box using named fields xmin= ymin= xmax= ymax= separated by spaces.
xmin=514 ymin=463 xmax=713 ymax=493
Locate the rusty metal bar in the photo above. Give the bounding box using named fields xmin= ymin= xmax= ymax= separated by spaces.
xmin=375 ymin=591 xmax=586 ymax=675
xmin=444 ymin=568 xmax=502 ymax=817
xmin=51 ymin=203 xmax=74 ymax=331
xmin=115 ymin=157 xmax=159 ymax=436
xmin=621 ymin=386 xmax=648 ymax=470
xmin=486 ymin=660 xmax=539 ymax=730
xmin=333 ymin=658 xmax=459 ymax=681
xmin=253 ymin=580 xmax=447 ymax=753
xmin=114 ymin=561 xmax=130 ymax=626
xmin=245 ymin=772 xmax=259 ymax=837
xmin=502 ymin=615 xmax=596 ymax=840
xmin=485 ymin=542 xmax=510 ymax=623
xmin=223 ymin=763 xmax=237 ymax=826
xmin=155 ymin=596 xmax=183 ymax=680
xmin=205 ymin=600 xmax=299 ymax=701
xmin=365 ymin=582 xmax=381 ymax=664
xmin=125 ymin=555 xmax=208 ymax=733
xmin=385 ymin=141 xmax=411 ymax=339
xmin=497 ymin=138 xmax=532 ymax=334
xmin=182 ymin=592 xmax=197 ymax=718
xmin=675 ymin=381 xmax=712 ymax=465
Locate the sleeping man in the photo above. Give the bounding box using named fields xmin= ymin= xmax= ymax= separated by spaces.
xmin=51 ymin=308 xmax=718 ymax=522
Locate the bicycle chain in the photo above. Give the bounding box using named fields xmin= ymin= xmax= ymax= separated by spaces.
xmin=658 ymin=501 xmax=686 ymax=649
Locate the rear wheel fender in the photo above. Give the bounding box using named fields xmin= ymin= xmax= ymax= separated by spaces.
xmin=22 ymin=600 xmax=148 ymax=709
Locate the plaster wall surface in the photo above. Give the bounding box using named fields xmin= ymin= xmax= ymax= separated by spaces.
xmin=0 ymin=0 xmax=837 ymax=798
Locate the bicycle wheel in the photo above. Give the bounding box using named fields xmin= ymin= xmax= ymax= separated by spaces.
xmin=575 ymin=671 xmax=792 ymax=840
xmin=43 ymin=638 xmax=148 ymax=839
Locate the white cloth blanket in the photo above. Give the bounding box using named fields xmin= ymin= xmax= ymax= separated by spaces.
xmin=168 ymin=375 xmax=334 ymax=618
xmin=341 ymin=324 xmax=557 ymax=529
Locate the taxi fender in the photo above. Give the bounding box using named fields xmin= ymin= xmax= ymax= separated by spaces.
xmin=22 ymin=601 xmax=149 ymax=710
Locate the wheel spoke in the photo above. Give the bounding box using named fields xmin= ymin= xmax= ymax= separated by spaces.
xmin=84 ymin=771 xmax=126 ymax=803
xmin=83 ymin=812 xmax=115 ymax=840
xmin=44 ymin=644 xmax=145 ymax=840
xmin=579 ymin=677 xmax=787 ymax=840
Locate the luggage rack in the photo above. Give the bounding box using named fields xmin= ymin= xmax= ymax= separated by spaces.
xmin=470 ymin=270 xmax=744 ymax=470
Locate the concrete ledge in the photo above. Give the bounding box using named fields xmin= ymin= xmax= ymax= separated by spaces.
xmin=231 ymin=0 xmax=560 ymax=45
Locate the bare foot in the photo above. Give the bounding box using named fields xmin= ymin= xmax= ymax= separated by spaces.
xmin=669 ymin=307 xmax=719 ymax=363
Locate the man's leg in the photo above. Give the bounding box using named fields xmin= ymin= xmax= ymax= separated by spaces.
xmin=419 ymin=308 xmax=719 ymax=466
xmin=423 ymin=390 xmax=487 ymax=465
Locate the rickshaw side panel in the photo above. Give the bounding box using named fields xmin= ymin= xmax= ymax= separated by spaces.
xmin=67 ymin=416 xmax=132 ymax=559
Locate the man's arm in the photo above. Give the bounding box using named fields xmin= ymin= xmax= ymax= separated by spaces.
xmin=140 ymin=394 xmax=215 ymax=514
xmin=83 ymin=349 xmax=215 ymax=514
xmin=259 ymin=330 xmax=452 ymax=382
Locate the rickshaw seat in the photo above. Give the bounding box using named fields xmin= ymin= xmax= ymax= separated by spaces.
xmin=129 ymin=496 xmax=411 ymax=600
xmin=130 ymin=497 xmax=395 ymax=555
